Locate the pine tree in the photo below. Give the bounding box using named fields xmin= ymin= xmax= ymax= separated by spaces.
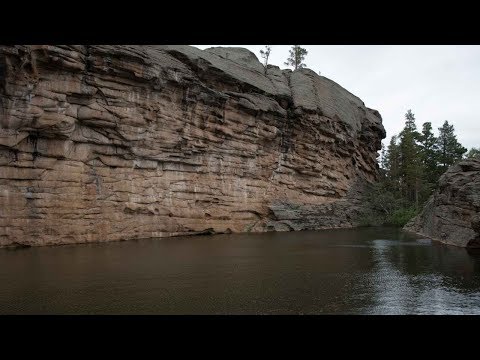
xmin=466 ymin=147 xmax=480 ymax=159
xmin=259 ymin=45 xmax=272 ymax=74
xmin=284 ymin=45 xmax=308 ymax=70
xmin=419 ymin=122 xmax=439 ymax=186
xmin=380 ymin=142 xmax=387 ymax=170
xmin=436 ymin=120 xmax=467 ymax=173
xmin=398 ymin=110 xmax=422 ymax=207
xmin=384 ymin=135 xmax=401 ymax=187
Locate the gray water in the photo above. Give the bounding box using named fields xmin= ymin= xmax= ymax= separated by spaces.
xmin=1 ymin=227 xmax=480 ymax=314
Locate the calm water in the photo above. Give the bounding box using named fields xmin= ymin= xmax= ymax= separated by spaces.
xmin=1 ymin=227 xmax=480 ymax=314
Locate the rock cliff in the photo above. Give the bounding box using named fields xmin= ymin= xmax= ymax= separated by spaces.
xmin=405 ymin=158 xmax=480 ymax=248
xmin=0 ymin=45 xmax=385 ymax=247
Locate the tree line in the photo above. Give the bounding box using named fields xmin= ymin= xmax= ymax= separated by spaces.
xmin=363 ymin=110 xmax=478 ymax=227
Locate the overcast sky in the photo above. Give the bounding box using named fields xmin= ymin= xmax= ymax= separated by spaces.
xmin=194 ymin=45 xmax=479 ymax=150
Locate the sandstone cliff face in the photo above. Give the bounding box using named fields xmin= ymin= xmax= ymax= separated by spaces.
xmin=405 ymin=158 xmax=480 ymax=248
xmin=0 ymin=45 xmax=385 ymax=247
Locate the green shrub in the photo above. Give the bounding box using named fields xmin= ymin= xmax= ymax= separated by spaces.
xmin=360 ymin=181 xmax=419 ymax=228
xmin=386 ymin=207 xmax=418 ymax=227
xmin=358 ymin=213 xmax=386 ymax=227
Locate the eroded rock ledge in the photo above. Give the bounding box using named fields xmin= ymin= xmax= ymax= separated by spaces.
xmin=405 ymin=158 xmax=480 ymax=248
xmin=0 ymin=45 xmax=385 ymax=247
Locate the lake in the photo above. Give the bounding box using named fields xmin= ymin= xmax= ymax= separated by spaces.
xmin=1 ymin=227 xmax=480 ymax=314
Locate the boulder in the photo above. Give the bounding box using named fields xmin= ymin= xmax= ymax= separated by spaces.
xmin=404 ymin=158 xmax=480 ymax=247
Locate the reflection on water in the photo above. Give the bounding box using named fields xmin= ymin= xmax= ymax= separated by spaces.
xmin=364 ymin=238 xmax=480 ymax=314
xmin=1 ymin=227 xmax=480 ymax=314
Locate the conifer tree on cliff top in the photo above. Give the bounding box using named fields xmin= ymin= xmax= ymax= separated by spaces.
xmin=259 ymin=45 xmax=272 ymax=74
xmin=436 ymin=120 xmax=467 ymax=173
xmin=466 ymin=147 xmax=480 ymax=159
xmin=285 ymin=45 xmax=308 ymax=70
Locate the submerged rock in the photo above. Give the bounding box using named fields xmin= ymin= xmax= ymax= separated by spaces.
xmin=405 ymin=158 xmax=480 ymax=248
xmin=0 ymin=45 xmax=385 ymax=247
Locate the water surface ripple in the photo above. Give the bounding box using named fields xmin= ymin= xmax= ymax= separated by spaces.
xmin=1 ymin=227 xmax=480 ymax=314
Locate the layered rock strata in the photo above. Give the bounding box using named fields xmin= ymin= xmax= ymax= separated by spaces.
xmin=405 ymin=158 xmax=480 ymax=248
xmin=0 ymin=45 xmax=385 ymax=247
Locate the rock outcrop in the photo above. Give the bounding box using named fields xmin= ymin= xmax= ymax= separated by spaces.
xmin=405 ymin=158 xmax=480 ymax=248
xmin=0 ymin=45 xmax=385 ymax=247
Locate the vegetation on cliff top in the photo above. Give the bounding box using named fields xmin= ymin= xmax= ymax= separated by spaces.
xmin=258 ymin=45 xmax=310 ymax=72
xmin=284 ymin=45 xmax=308 ymax=70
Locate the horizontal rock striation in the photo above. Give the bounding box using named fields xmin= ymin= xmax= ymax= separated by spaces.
xmin=0 ymin=45 xmax=385 ymax=247
xmin=405 ymin=158 xmax=480 ymax=248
